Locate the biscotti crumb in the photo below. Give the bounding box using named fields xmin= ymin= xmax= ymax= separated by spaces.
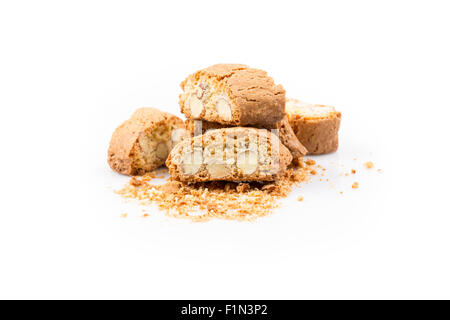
xmin=236 ymin=183 xmax=251 ymax=193
xmin=351 ymin=169 xmax=356 ymax=174
xmin=298 ymin=196 xmax=304 ymax=202
xmin=352 ymin=182 xmax=359 ymax=189
xmin=160 ymin=181 xmax=183 ymax=194
xmin=261 ymin=184 xmax=277 ymax=193
xmin=364 ymin=161 xmax=374 ymax=169
xmin=305 ymin=159 xmax=316 ymax=165
xmin=142 ymin=213 xmax=149 ymax=218
xmin=130 ymin=177 xmax=143 ymax=187
xmin=141 ymin=172 xmax=156 ymax=182
xmin=120 ymin=213 xmax=128 ymax=218
xmin=116 ymin=163 xmax=317 ymax=221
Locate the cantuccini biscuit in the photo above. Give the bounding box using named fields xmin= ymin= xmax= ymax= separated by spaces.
xmin=185 ymin=116 xmax=307 ymax=161
xmin=108 ymin=108 xmax=185 ymax=175
xmin=179 ymin=64 xmax=285 ymax=126
xmin=286 ymin=98 xmax=341 ymax=155
xmin=166 ymin=128 xmax=292 ymax=182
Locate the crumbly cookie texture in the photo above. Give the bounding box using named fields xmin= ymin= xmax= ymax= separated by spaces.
xmin=166 ymin=127 xmax=292 ymax=182
xmin=286 ymin=98 xmax=341 ymax=155
xmin=179 ymin=64 xmax=286 ymax=126
xmin=185 ymin=116 xmax=307 ymax=161
xmin=116 ymin=164 xmax=316 ymax=221
xmin=108 ymin=108 xmax=185 ymax=175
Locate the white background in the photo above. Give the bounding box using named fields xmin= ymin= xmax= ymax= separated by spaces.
xmin=1 ymin=0 xmax=449 ymax=299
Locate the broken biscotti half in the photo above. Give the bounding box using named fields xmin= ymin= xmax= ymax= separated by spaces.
xmin=185 ymin=116 xmax=307 ymax=161
xmin=166 ymin=127 xmax=293 ymax=182
xmin=179 ymin=64 xmax=286 ymax=127
xmin=286 ymin=98 xmax=341 ymax=155
xmin=108 ymin=108 xmax=185 ymax=175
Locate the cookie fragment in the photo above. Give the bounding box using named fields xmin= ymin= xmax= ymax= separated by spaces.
xmin=179 ymin=64 xmax=286 ymax=126
xmin=166 ymin=128 xmax=292 ymax=182
xmin=286 ymin=98 xmax=341 ymax=155
xmin=108 ymin=108 xmax=185 ymax=175
xmin=276 ymin=116 xmax=308 ymax=161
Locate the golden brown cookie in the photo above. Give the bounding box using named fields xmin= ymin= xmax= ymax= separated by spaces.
xmin=166 ymin=128 xmax=292 ymax=182
xmin=185 ymin=116 xmax=307 ymax=161
xmin=108 ymin=108 xmax=185 ymax=175
xmin=286 ymin=99 xmax=341 ymax=155
xmin=179 ymin=64 xmax=285 ymax=126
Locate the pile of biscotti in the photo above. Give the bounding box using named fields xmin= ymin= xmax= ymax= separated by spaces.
xmin=108 ymin=64 xmax=341 ymax=182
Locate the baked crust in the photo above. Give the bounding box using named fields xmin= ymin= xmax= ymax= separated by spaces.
xmin=108 ymin=108 xmax=184 ymax=175
xmin=166 ymin=127 xmax=292 ymax=182
xmin=276 ymin=116 xmax=308 ymax=161
xmin=180 ymin=64 xmax=285 ymax=126
xmin=286 ymin=99 xmax=341 ymax=155
xmin=185 ymin=116 xmax=307 ymax=161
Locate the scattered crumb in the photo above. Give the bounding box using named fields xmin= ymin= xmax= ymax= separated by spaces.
xmin=142 ymin=213 xmax=149 ymax=218
xmin=305 ymin=158 xmax=316 ymax=165
xmin=377 ymin=169 xmax=382 ymax=173
xmin=352 ymin=182 xmax=359 ymax=189
xmin=364 ymin=161 xmax=374 ymax=169
xmin=298 ymin=196 xmax=304 ymax=202
xmin=160 ymin=181 xmax=183 ymax=194
xmin=339 ymin=191 xmax=343 ymax=194
xmin=351 ymin=169 xmax=356 ymax=174
xmin=116 ymin=162 xmax=316 ymax=222
xmin=141 ymin=172 xmax=157 ymax=182
xmin=261 ymin=184 xmax=277 ymax=193
xmin=120 ymin=213 xmax=128 ymax=218
xmin=236 ymin=183 xmax=251 ymax=193
xmin=130 ymin=177 xmax=142 ymax=187
xmin=345 ymin=173 xmax=349 ymax=176
xmin=310 ymin=169 xmax=317 ymax=175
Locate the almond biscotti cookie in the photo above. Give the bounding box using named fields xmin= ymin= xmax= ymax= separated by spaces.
xmin=108 ymin=108 xmax=185 ymax=175
xmin=185 ymin=116 xmax=307 ymax=161
xmin=166 ymin=128 xmax=292 ymax=182
xmin=179 ymin=64 xmax=285 ymax=126
xmin=286 ymin=98 xmax=341 ymax=155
